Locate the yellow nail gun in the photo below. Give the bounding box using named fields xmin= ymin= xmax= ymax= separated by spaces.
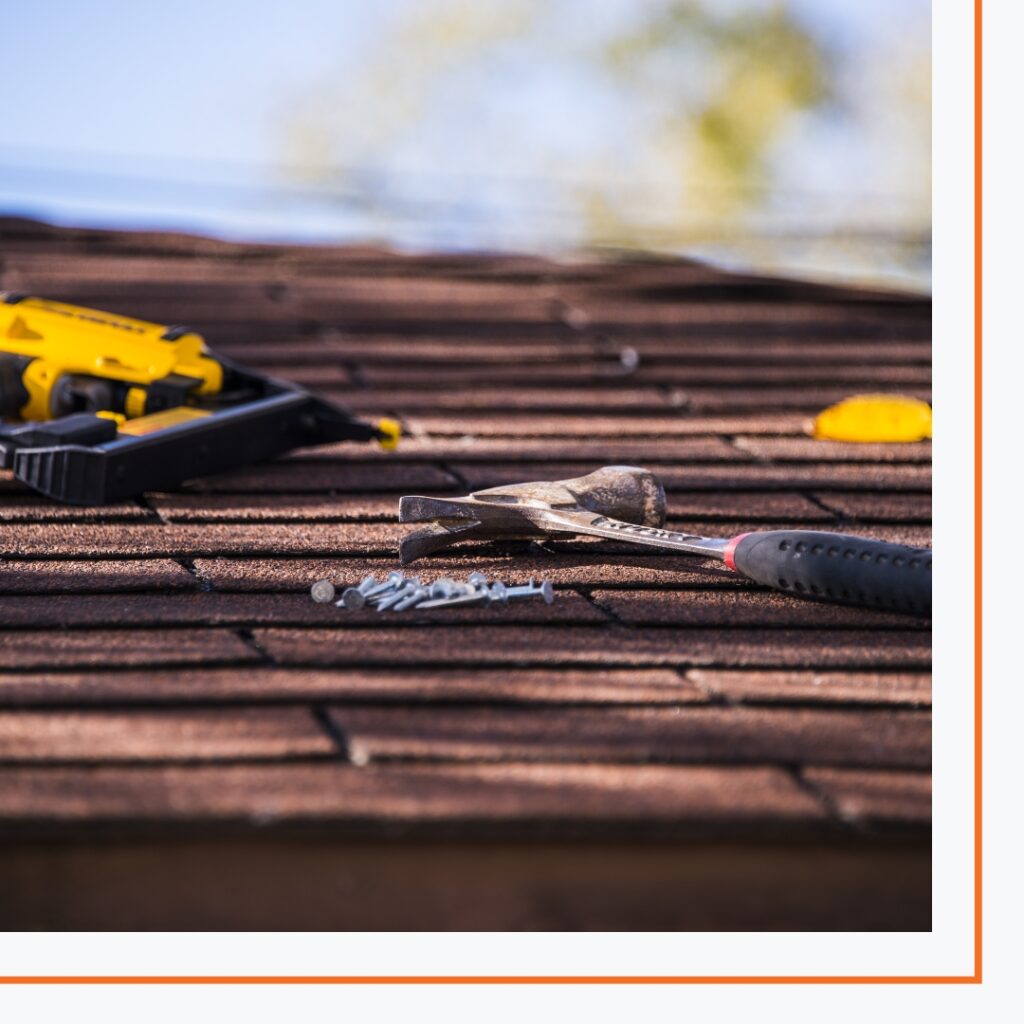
xmin=0 ymin=293 xmax=400 ymax=504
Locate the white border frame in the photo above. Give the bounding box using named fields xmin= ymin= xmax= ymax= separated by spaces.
xmin=0 ymin=0 xmax=975 ymax=980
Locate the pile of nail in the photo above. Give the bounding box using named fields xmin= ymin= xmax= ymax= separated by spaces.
xmin=310 ymin=571 xmax=554 ymax=612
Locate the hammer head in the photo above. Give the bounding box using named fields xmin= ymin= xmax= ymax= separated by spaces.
xmin=398 ymin=465 xmax=666 ymax=564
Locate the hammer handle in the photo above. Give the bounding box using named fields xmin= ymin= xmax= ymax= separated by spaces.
xmin=727 ymin=531 xmax=931 ymax=617
xmin=541 ymin=510 xmax=931 ymax=617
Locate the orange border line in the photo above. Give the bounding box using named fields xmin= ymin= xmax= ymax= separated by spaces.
xmin=1 ymin=1 xmax=983 ymax=986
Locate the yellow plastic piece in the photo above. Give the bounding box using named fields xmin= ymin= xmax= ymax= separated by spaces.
xmin=117 ymin=406 xmax=210 ymax=437
xmin=376 ymin=417 xmax=401 ymax=450
xmin=0 ymin=294 xmax=222 ymax=420
xmin=95 ymin=410 xmax=126 ymax=426
xmin=809 ymin=394 xmax=932 ymax=443
xmin=124 ymin=386 xmax=148 ymax=418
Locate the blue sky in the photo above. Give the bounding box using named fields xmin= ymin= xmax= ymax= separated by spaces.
xmin=1 ymin=0 xmax=930 ymax=283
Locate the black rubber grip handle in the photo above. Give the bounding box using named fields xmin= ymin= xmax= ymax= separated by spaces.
xmin=730 ymin=531 xmax=931 ymax=617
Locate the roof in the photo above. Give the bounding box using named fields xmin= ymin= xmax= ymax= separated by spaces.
xmin=0 ymin=217 xmax=931 ymax=931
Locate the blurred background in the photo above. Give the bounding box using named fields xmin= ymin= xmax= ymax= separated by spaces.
xmin=1 ymin=0 xmax=930 ymax=289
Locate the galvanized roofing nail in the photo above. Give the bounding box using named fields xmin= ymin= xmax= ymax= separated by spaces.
xmin=414 ymin=589 xmax=490 ymax=610
xmin=375 ymin=586 xmax=411 ymax=611
xmin=393 ymin=585 xmax=429 ymax=611
xmin=430 ymin=578 xmax=457 ymax=599
xmin=506 ymin=579 xmax=555 ymax=604
xmin=310 ymin=579 xmax=336 ymax=604
xmin=364 ymin=571 xmax=404 ymax=598
xmin=336 ymin=574 xmax=382 ymax=609
xmin=375 ymin=579 xmax=420 ymax=611
xmin=365 ymin=576 xmax=411 ymax=606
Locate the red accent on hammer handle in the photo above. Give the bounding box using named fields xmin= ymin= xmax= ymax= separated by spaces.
xmin=724 ymin=533 xmax=751 ymax=572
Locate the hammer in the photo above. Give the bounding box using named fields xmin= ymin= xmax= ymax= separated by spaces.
xmin=399 ymin=465 xmax=931 ymax=616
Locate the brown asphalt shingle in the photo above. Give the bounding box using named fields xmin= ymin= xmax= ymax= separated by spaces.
xmin=0 ymin=628 xmax=260 ymax=670
xmin=0 ymin=708 xmax=334 ymax=763
xmin=0 ymin=667 xmax=707 ymax=708
xmin=253 ymin=625 xmax=931 ymax=669
xmin=686 ymin=669 xmax=932 ymax=706
xmin=802 ymin=767 xmax=932 ymax=825
xmin=0 ymin=218 xmax=931 ymax=928
xmin=327 ymin=705 xmax=930 ymax=769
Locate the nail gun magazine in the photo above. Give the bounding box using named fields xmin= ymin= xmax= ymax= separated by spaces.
xmin=0 ymin=293 xmax=400 ymax=504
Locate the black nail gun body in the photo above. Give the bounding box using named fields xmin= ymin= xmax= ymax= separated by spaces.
xmin=0 ymin=293 xmax=399 ymax=504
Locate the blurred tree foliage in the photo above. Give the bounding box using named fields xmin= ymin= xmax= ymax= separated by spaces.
xmin=594 ymin=1 xmax=831 ymax=240
xmin=283 ymin=1 xmax=538 ymax=187
xmin=280 ymin=0 xmax=928 ymax=284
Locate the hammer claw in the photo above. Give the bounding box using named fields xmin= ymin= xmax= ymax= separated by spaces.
xmin=399 ymin=495 xmax=477 ymax=524
xmin=399 ymin=519 xmax=484 ymax=564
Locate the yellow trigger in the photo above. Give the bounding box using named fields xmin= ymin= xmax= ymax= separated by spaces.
xmin=376 ymin=417 xmax=401 ymax=450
